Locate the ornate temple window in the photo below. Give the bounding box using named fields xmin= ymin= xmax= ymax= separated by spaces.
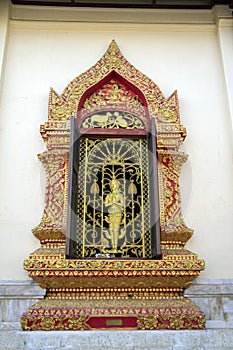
xmin=21 ymin=41 xmax=205 ymax=331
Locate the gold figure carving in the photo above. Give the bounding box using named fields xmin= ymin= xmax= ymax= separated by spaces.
xmin=104 ymin=177 xmax=125 ymax=251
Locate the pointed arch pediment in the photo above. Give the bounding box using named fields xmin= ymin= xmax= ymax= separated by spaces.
xmin=77 ymin=71 xmax=149 ymax=131
xmin=48 ymin=40 xmax=180 ymax=125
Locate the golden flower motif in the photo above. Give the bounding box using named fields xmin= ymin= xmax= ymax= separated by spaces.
xmin=40 ymin=316 xmax=55 ymax=330
xmin=21 ymin=317 xmax=29 ymax=331
xmin=137 ymin=316 xmax=158 ymax=330
xmin=91 ymin=180 xmax=100 ymax=194
xmin=128 ymin=181 xmax=137 ymax=195
xmin=197 ymin=316 xmax=206 ymax=329
xmin=68 ymin=316 xmax=88 ymax=330
xmin=169 ymin=317 xmax=184 ymax=329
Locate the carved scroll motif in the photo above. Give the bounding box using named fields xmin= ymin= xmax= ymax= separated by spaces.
xmin=33 ymin=151 xmax=68 ymax=243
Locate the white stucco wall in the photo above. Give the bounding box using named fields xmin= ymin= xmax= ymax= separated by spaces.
xmin=0 ymin=5 xmax=232 ymax=280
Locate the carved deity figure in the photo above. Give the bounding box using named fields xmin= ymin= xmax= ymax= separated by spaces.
xmin=104 ymin=177 xmax=124 ymax=251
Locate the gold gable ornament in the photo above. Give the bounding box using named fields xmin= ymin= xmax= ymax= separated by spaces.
xmin=21 ymin=40 xmax=205 ymax=331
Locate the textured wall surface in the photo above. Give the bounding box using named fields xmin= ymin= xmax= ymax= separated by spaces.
xmin=0 ymin=4 xmax=232 ymax=280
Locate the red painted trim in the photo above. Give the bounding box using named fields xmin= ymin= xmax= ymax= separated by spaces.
xmin=75 ymin=70 xmax=151 ymax=135
xmin=78 ymin=70 xmax=148 ymax=109
xmin=76 ymin=70 xmax=151 ymax=133
xmin=87 ymin=316 xmax=138 ymax=329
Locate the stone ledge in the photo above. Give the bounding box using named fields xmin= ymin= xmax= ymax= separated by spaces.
xmin=0 ymin=281 xmax=44 ymax=324
xmin=0 ymin=280 xmax=45 ymax=299
xmin=0 ymin=329 xmax=233 ymax=350
xmin=185 ymin=279 xmax=233 ymax=296
xmin=206 ymin=320 xmax=233 ymax=329
xmin=0 ymin=322 xmax=21 ymax=331
xmin=184 ymin=278 xmax=233 ymax=326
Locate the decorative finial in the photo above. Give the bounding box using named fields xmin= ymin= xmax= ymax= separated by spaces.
xmin=108 ymin=39 xmax=121 ymax=54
